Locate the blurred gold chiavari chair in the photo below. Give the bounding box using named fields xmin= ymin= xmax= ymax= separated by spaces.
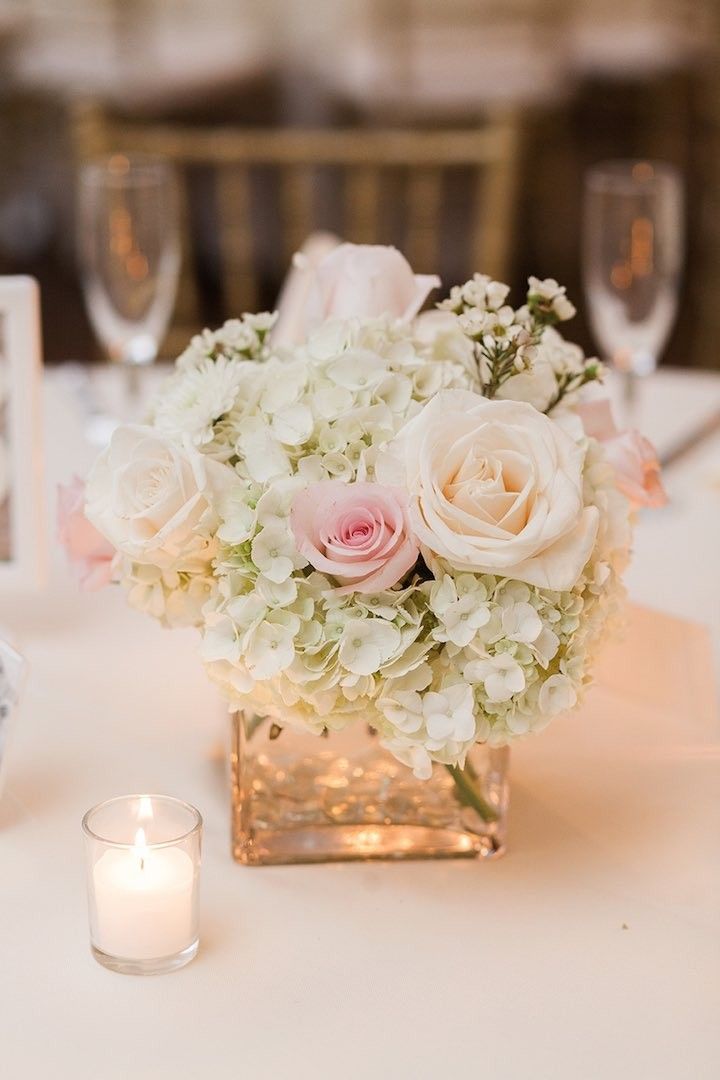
xmin=71 ymin=101 xmax=520 ymax=356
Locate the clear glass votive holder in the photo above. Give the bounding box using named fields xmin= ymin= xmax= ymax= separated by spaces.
xmin=82 ymin=794 xmax=202 ymax=975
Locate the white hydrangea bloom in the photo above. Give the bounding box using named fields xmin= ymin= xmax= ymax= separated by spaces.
xmin=538 ymin=673 xmax=578 ymax=715
xmin=339 ymin=618 xmax=403 ymax=676
xmin=379 ymin=680 xmax=477 ymax=779
xmin=123 ymin=562 xmax=216 ymax=629
xmin=464 ymin=654 xmax=526 ymax=703
xmin=245 ymin=611 xmax=300 ymax=679
xmin=102 ymin=275 xmax=635 ymax=779
xmin=250 ymin=523 xmax=305 ymax=584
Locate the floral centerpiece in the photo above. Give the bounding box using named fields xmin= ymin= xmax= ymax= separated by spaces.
xmin=65 ymin=244 xmax=665 ymax=864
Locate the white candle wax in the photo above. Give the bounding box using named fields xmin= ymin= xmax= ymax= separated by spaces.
xmin=92 ymin=835 xmax=195 ymax=960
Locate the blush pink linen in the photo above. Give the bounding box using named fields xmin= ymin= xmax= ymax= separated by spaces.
xmin=57 ymin=477 xmax=115 ymax=590
xmin=290 ymin=481 xmax=418 ymax=594
xmin=576 ymin=397 xmax=667 ymax=509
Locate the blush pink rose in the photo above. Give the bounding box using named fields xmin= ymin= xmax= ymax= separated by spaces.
xmin=290 ymin=481 xmax=419 ymax=594
xmin=57 ymin=477 xmax=115 ymax=590
xmin=602 ymin=431 xmax=666 ymax=509
xmin=574 ymin=397 xmax=617 ymax=442
xmin=273 ymin=243 xmax=440 ymax=346
xmin=576 ymin=397 xmax=667 ymax=509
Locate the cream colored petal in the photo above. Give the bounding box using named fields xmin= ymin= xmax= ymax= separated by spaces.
xmin=507 ymin=506 xmax=599 ymax=591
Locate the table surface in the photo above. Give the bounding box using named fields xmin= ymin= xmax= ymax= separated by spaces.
xmin=1 ymin=365 xmax=719 ymax=1080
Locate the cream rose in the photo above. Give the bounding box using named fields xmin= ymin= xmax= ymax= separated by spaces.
xmin=376 ymin=389 xmax=599 ymax=591
xmin=85 ymin=425 xmax=229 ymax=568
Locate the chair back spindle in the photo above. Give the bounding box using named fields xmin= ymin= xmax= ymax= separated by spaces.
xmin=71 ymin=104 xmax=520 ymax=349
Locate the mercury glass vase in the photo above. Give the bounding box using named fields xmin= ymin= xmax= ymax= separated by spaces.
xmin=231 ymin=713 xmax=509 ymax=865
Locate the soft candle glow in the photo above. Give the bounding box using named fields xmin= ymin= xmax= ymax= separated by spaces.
xmin=92 ymin=841 xmax=194 ymax=960
xmin=83 ymin=795 xmax=202 ymax=975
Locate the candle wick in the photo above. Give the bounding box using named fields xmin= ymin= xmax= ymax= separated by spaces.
xmin=140 ymin=856 xmax=145 ymax=871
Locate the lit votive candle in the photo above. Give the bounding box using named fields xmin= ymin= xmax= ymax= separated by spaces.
xmin=82 ymin=794 xmax=202 ymax=975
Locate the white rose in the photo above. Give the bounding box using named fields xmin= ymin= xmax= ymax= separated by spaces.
xmin=85 ymin=424 xmax=231 ymax=568
xmin=273 ymin=243 xmax=440 ymax=346
xmin=377 ymin=389 xmax=599 ymax=591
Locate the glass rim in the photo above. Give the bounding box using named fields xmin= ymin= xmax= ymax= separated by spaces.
xmin=585 ymin=158 xmax=682 ymax=192
xmin=82 ymin=793 xmax=202 ymax=849
xmin=79 ymin=153 xmax=175 ymax=188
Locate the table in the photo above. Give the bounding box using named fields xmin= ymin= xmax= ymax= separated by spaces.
xmin=0 ymin=365 xmax=718 ymax=1080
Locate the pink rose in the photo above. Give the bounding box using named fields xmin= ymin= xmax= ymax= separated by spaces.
xmin=271 ymin=231 xmax=340 ymax=346
xmin=290 ymin=481 xmax=418 ymax=594
xmin=57 ymin=477 xmax=115 ymax=590
xmin=273 ymin=243 xmax=440 ymax=346
xmin=576 ymin=397 xmax=667 ymax=509
xmin=574 ymin=397 xmax=617 ymax=442
xmin=602 ymin=431 xmax=666 ymax=509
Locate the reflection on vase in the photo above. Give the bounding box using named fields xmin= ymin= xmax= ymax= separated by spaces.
xmin=231 ymin=712 xmax=509 ymax=866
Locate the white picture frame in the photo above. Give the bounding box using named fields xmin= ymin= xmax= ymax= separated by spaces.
xmin=0 ymin=276 xmax=44 ymax=590
xmin=0 ymin=636 xmax=25 ymax=798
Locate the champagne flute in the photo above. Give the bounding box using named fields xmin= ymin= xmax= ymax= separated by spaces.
xmin=582 ymin=160 xmax=684 ymax=415
xmin=77 ymin=154 xmax=180 ymax=428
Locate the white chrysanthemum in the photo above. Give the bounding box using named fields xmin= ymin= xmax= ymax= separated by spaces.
xmin=154 ymin=356 xmax=248 ymax=446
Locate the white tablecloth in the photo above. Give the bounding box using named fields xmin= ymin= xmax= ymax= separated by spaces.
xmin=1 ymin=366 xmax=719 ymax=1080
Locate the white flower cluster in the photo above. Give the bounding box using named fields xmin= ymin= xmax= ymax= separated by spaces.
xmin=86 ymin=271 xmax=634 ymax=780
xmin=526 ymin=276 xmax=577 ymax=322
xmin=440 ymin=273 xmax=600 ymax=409
xmin=377 ymin=491 xmax=628 ymax=779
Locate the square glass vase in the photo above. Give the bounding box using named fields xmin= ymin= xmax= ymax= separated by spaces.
xmin=231 ymin=712 xmax=509 ymax=865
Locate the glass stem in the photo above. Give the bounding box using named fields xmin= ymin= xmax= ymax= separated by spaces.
xmin=124 ymin=363 xmax=143 ymax=407
xmin=622 ymin=368 xmax=638 ymax=424
xmin=444 ymin=763 xmax=498 ymax=823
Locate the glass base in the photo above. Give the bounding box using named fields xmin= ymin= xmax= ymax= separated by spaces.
xmin=90 ymin=939 xmax=199 ymax=975
xmin=232 ymin=714 xmax=509 ymax=866
xmin=235 ymin=823 xmax=503 ymax=865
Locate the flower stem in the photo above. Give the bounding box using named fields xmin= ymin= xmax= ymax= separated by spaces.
xmin=444 ymin=763 xmax=498 ymax=823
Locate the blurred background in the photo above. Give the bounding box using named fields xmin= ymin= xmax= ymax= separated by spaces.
xmin=0 ymin=0 xmax=718 ymax=368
